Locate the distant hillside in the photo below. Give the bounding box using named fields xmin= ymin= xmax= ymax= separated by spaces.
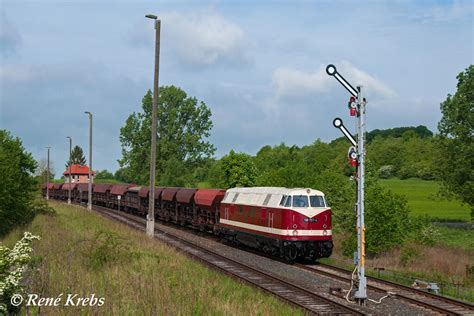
xmin=331 ymin=125 xmax=433 ymax=144
xmin=366 ymin=125 xmax=433 ymax=142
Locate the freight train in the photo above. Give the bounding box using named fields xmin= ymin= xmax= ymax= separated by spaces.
xmin=42 ymin=183 xmax=333 ymax=261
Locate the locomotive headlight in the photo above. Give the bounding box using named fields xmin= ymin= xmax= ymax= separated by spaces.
xmin=323 ymin=224 xmax=327 ymax=229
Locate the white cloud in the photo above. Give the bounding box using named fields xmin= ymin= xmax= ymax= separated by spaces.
xmin=163 ymin=11 xmax=246 ymax=67
xmin=272 ymin=66 xmax=330 ymax=100
xmin=272 ymin=61 xmax=396 ymax=101
xmin=127 ymin=10 xmax=248 ymax=68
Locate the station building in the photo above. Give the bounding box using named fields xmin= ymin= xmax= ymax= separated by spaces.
xmin=63 ymin=164 xmax=96 ymax=183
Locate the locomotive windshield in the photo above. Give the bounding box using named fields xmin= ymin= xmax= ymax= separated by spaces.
xmin=292 ymin=195 xmax=309 ymax=207
xmin=280 ymin=194 xmax=327 ymax=207
xmin=310 ymin=195 xmax=326 ymax=207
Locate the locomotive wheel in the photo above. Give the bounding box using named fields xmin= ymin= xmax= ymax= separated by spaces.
xmin=284 ymin=245 xmax=298 ymax=262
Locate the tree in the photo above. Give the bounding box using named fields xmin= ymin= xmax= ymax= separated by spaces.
xmin=437 ymin=65 xmax=474 ymax=220
xmin=119 ymin=86 xmax=215 ymax=185
xmin=220 ymin=150 xmax=257 ymax=188
xmin=114 ymin=167 xmax=134 ymax=183
xmin=66 ymin=145 xmax=86 ymax=167
xmin=0 ymin=130 xmax=38 ymax=235
xmin=35 ymin=158 xmax=55 ymax=181
xmin=95 ymin=169 xmax=114 ymax=180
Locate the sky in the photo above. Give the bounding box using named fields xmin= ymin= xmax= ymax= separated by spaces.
xmin=1 ymin=0 xmax=473 ymax=174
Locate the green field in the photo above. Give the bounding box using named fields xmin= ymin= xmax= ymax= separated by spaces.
xmin=380 ymin=178 xmax=471 ymax=222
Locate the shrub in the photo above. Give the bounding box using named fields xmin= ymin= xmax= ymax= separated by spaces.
xmin=406 ymin=216 xmax=441 ymax=246
xmin=341 ymin=164 xmax=411 ymax=256
xmin=378 ymin=165 xmax=395 ymax=179
xmin=30 ymin=198 xmax=56 ymax=216
xmin=81 ymin=230 xmax=130 ymax=269
xmin=0 ymin=232 xmax=40 ymax=314
xmin=399 ymin=244 xmax=419 ymax=266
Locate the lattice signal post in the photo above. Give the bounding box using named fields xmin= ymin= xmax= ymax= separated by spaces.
xmin=327 ymin=64 xmax=367 ymax=305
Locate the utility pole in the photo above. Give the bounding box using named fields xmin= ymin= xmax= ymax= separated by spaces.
xmin=66 ymin=136 xmax=72 ymax=204
xmin=85 ymin=111 xmax=93 ymax=210
xmin=327 ymin=64 xmax=367 ymax=305
xmin=46 ymin=146 xmax=51 ymax=200
xmin=145 ymin=13 xmax=161 ymax=237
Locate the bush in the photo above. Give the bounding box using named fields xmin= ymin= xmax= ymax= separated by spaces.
xmin=0 ymin=232 xmax=41 ymax=314
xmin=378 ymin=165 xmax=395 ymax=179
xmin=30 ymin=198 xmax=56 ymax=216
xmin=399 ymin=244 xmax=419 ymax=266
xmin=341 ymin=167 xmax=411 ymax=256
xmin=406 ymin=216 xmax=441 ymax=246
xmin=81 ymin=230 xmax=130 ymax=269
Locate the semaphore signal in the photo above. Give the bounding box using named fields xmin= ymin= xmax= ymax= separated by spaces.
xmin=327 ymin=63 xmax=368 ymax=305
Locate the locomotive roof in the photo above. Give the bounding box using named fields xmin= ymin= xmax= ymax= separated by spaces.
xmin=225 ymin=187 xmax=325 ymax=196
xmin=222 ymin=187 xmax=325 ymax=209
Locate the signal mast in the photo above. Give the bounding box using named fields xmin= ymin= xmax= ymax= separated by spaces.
xmin=326 ymin=64 xmax=367 ymax=305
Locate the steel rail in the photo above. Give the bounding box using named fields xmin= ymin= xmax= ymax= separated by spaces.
xmin=297 ymin=263 xmax=474 ymax=315
xmin=91 ymin=204 xmax=365 ymax=315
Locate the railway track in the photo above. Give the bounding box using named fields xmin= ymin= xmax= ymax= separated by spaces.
xmin=297 ymin=263 xmax=474 ymax=315
xmin=92 ymin=204 xmax=364 ymax=315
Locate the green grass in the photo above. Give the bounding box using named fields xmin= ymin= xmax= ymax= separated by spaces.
xmin=380 ymin=178 xmax=471 ymax=222
xmin=436 ymin=226 xmax=474 ymax=250
xmin=1 ymin=202 xmax=302 ymax=315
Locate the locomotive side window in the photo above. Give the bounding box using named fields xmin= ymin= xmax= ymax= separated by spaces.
xmin=310 ymin=195 xmax=326 ymax=207
xmin=284 ymin=196 xmax=292 ymax=207
xmin=293 ymin=195 xmax=309 ymax=207
xmin=280 ymin=195 xmax=287 ymax=206
xmin=263 ymin=194 xmax=272 ymax=206
xmin=232 ymin=193 xmax=239 ymax=203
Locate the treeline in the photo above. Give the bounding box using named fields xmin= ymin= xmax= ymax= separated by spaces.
xmin=114 ymin=126 xmax=439 ymax=187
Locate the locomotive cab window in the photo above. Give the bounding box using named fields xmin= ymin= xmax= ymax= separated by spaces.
xmin=280 ymin=195 xmax=287 ymax=206
xmin=310 ymin=195 xmax=326 ymax=207
xmin=284 ymin=196 xmax=292 ymax=207
xmin=292 ymin=195 xmax=309 ymax=208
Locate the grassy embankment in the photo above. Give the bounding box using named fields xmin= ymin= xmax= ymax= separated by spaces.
xmin=1 ymin=201 xmax=302 ymax=315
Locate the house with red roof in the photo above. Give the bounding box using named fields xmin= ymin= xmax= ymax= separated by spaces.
xmin=63 ymin=164 xmax=96 ymax=184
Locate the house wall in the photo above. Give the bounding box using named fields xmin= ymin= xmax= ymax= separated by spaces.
xmin=64 ymin=174 xmax=94 ymax=184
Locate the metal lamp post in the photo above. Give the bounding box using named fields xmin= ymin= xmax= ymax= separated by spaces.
xmin=66 ymin=136 xmax=72 ymax=204
xmin=145 ymin=13 xmax=161 ymax=238
xmin=45 ymin=146 xmax=51 ymax=200
xmin=84 ymin=111 xmax=93 ymax=210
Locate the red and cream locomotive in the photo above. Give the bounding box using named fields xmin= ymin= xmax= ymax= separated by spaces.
xmin=219 ymin=187 xmax=333 ymax=261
